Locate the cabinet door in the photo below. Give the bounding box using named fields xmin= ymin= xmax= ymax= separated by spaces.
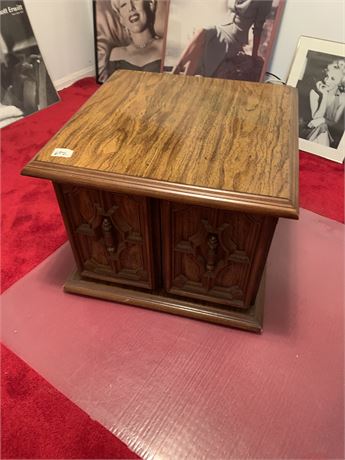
xmin=161 ymin=202 xmax=276 ymax=309
xmin=56 ymin=184 xmax=155 ymax=289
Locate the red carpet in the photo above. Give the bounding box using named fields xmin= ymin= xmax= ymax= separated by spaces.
xmin=299 ymin=151 xmax=344 ymax=223
xmin=1 ymin=76 xmax=344 ymax=458
xmin=1 ymin=78 xmax=98 ymax=294
xmin=1 ymin=344 xmax=139 ymax=459
xmin=1 ymin=78 xmax=139 ymax=459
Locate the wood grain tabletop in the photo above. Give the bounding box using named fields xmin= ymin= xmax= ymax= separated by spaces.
xmin=24 ymin=70 xmax=299 ymax=217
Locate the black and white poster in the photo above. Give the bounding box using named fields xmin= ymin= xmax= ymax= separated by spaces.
xmin=287 ymin=37 xmax=345 ymax=163
xmin=163 ymin=0 xmax=284 ymax=82
xmin=93 ymin=0 xmax=170 ymax=83
xmin=0 ymin=0 xmax=59 ymax=128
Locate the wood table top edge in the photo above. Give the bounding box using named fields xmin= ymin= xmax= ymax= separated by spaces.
xmin=21 ymin=159 xmax=299 ymax=219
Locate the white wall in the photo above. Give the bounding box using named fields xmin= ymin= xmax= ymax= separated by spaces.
xmin=24 ymin=0 xmax=345 ymax=89
xmin=25 ymin=0 xmax=95 ymax=89
xmin=269 ymin=0 xmax=345 ymax=80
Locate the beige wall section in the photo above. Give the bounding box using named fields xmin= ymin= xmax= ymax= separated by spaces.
xmin=269 ymin=0 xmax=345 ymax=81
xmin=24 ymin=0 xmax=344 ymax=89
xmin=24 ymin=0 xmax=95 ymax=89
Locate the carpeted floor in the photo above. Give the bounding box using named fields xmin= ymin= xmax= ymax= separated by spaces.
xmin=299 ymin=151 xmax=344 ymax=222
xmin=1 ymin=78 xmax=98 ymax=294
xmin=1 ymin=76 xmax=344 ymax=459
xmin=2 ymin=217 xmax=343 ymax=459
xmin=1 ymin=344 xmax=140 ymax=459
xmin=1 ymin=78 xmax=139 ymax=459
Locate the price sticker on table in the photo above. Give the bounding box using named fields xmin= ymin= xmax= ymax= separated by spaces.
xmin=51 ymin=148 xmax=74 ymax=158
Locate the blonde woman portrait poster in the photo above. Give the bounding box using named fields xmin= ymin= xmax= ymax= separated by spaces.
xmin=94 ymin=0 xmax=170 ymax=83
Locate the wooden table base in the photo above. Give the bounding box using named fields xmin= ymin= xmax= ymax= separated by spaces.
xmin=64 ymin=270 xmax=265 ymax=333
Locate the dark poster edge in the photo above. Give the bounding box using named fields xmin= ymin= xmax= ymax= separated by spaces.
xmin=92 ymin=0 xmax=102 ymax=84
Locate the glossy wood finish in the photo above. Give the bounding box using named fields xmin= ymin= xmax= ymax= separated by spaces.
xmin=22 ymin=162 xmax=298 ymax=218
xmin=22 ymin=71 xmax=299 ymax=331
xmin=22 ymin=70 xmax=299 ymax=218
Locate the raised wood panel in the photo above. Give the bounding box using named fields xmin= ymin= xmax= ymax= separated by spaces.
xmin=57 ymin=184 xmax=155 ymax=289
xmin=161 ymin=201 xmax=276 ymax=309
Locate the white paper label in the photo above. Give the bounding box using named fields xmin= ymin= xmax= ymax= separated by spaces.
xmin=51 ymin=148 xmax=74 ymax=158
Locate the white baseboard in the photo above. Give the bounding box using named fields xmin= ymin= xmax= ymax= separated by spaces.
xmin=53 ymin=66 xmax=95 ymax=91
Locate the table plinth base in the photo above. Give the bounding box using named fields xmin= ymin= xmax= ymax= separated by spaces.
xmin=64 ymin=270 xmax=265 ymax=333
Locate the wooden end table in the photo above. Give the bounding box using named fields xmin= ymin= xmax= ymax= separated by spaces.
xmin=22 ymin=70 xmax=298 ymax=332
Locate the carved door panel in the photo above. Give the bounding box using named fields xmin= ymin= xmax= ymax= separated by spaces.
xmin=57 ymin=184 xmax=155 ymax=289
xmin=161 ymin=202 xmax=276 ymax=309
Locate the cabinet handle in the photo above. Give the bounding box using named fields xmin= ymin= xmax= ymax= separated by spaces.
xmin=206 ymin=234 xmax=218 ymax=272
xmin=102 ymin=218 xmax=115 ymax=253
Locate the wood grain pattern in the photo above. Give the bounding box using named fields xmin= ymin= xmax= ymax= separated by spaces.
xmin=23 ymin=70 xmax=298 ymax=214
xmin=161 ymin=201 xmax=276 ymax=309
xmin=54 ymin=182 xmax=271 ymax=328
xmin=55 ymin=184 xmax=156 ymax=290
xmin=21 ymin=70 xmax=299 ymax=331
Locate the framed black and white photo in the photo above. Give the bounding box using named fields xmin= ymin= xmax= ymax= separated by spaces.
xmin=287 ymin=36 xmax=345 ymax=163
xmin=0 ymin=0 xmax=60 ymax=128
xmin=93 ymin=0 xmax=170 ymax=83
xmin=162 ymin=0 xmax=284 ymax=82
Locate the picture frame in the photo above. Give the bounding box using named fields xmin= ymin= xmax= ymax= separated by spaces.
xmin=0 ymin=0 xmax=60 ymax=128
xmin=93 ymin=0 xmax=170 ymax=84
xmin=287 ymin=36 xmax=345 ymax=163
xmin=162 ymin=0 xmax=285 ymax=82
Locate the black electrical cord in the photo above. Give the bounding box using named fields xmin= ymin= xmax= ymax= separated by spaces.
xmin=265 ymin=71 xmax=286 ymax=84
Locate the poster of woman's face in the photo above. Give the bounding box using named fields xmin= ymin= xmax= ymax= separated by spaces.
xmin=162 ymin=0 xmax=284 ymax=82
xmin=287 ymin=37 xmax=345 ymax=163
xmin=93 ymin=0 xmax=170 ymax=83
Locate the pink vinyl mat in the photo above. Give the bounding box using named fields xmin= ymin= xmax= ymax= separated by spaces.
xmin=1 ymin=208 xmax=344 ymax=459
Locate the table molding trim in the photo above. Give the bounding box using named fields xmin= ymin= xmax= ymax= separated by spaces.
xmin=22 ymin=160 xmax=298 ymax=219
xmin=64 ymin=269 xmax=265 ymax=333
